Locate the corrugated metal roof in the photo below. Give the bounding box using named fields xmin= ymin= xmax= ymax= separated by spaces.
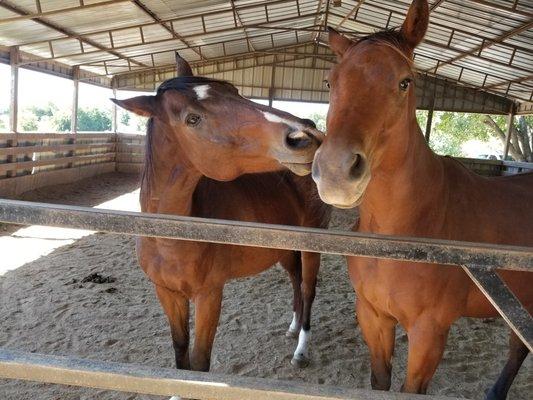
xmin=0 ymin=0 xmax=531 ymax=112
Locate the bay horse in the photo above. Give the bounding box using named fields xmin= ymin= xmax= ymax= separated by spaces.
xmin=311 ymin=0 xmax=532 ymax=398
xmin=112 ymin=55 xmax=330 ymax=377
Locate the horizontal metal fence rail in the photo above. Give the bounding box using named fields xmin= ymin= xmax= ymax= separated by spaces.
xmin=0 ymin=348 xmax=460 ymax=400
xmin=0 ymin=199 xmax=531 ymax=271
xmin=0 ymin=199 xmax=531 ymax=397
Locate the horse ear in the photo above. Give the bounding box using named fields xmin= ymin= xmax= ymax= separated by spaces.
xmin=110 ymin=96 xmax=155 ymax=117
xmin=327 ymin=27 xmax=353 ymax=58
xmin=400 ymin=0 xmax=429 ymax=50
xmin=176 ymin=52 xmax=193 ymax=77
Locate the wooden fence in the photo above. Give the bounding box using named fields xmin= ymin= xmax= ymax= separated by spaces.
xmin=1 ymin=132 xmax=532 ymax=198
xmin=0 ymin=132 xmax=115 ymax=197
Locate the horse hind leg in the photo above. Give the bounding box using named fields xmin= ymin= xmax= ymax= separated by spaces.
xmin=291 ymin=251 xmax=320 ymax=368
xmin=280 ymin=251 xmax=303 ymax=338
xmin=485 ymin=331 xmax=529 ymax=400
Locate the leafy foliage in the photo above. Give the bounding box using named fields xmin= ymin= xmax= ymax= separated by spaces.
xmin=423 ymin=112 xmax=533 ymax=161
xmin=54 ymin=108 xmax=112 ymax=132
xmin=307 ymin=111 xmax=326 ymax=132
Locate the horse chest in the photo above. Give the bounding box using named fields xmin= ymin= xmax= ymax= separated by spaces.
xmin=348 ymin=256 xmax=469 ymax=320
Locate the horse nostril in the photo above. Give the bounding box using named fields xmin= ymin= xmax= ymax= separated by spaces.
xmin=285 ymin=129 xmax=312 ymax=150
xmin=349 ymin=154 xmax=365 ymax=180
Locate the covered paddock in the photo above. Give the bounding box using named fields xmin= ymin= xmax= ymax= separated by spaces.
xmin=0 ymin=172 xmax=530 ymax=399
xmin=0 ymin=1 xmax=532 ymax=400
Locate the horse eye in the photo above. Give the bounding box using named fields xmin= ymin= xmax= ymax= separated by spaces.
xmin=324 ymin=79 xmax=330 ymax=89
xmin=400 ymin=78 xmax=412 ymax=91
xmin=186 ymin=114 xmax=201 ymax=126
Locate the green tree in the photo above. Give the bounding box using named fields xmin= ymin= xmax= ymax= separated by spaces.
xmin=307 ymin=111 xmax=326 ymax=132
xmin=29 ymin=103 xmax=58 ymax=120
xmin=53 ymin=108 xmax=112 ymax=132
xmin=20 ymin=113 xmax=38 ymax=131
xmin=121 ymin=112 xmax=131 ymax=126
xmin=426 ymin=112 xmax=533 ymax=161
xmin=482 ymin=115 xmax=532 ymax=162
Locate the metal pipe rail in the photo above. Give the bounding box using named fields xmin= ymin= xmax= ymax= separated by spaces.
xmin=0 ymin=348 xmax=460 ymax=400
xmin=0 ymin=199 xmax=531 ymax=271
xmin=0 ymin=198 xmax=531 ymax=396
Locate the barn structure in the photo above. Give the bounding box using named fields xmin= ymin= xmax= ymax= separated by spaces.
xmin=0 ymin=0 xmax=532 ymax=196
xmin=0 ymin=1 xmax=532 ymax=400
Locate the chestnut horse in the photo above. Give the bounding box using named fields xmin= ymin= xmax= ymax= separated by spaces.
xmin=113 ymin=56 xmax=330 ymax=376
xmin=312 ymin=0 xmax=532 ymax=398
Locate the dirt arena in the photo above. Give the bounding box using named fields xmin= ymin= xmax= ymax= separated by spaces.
xmin=0 ymin=173 xmax=531 ymax=399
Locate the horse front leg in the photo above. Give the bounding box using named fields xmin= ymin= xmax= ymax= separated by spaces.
xmin=401 ymin=315 xmax=450 ymax=394
xmin=280 ymin=251 xmax=303 ymax=338
xmin=486 ymin=331 xmax=529 ymax=400
xmin=190 ymin=287 xmax=224 ymax=372
xmin=291 ymin=251 xmax=320 ymax=368
xmin=357 ymin=297 xmax=396 ymax=391
xmin=155 ymin=285 xmax=190 ymax=370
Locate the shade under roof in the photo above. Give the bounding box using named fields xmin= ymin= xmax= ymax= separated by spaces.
xmin=0 ymin=0 xmax=531 ymax=114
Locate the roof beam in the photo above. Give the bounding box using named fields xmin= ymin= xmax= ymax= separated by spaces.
xmin=343 ymin=2 xmax=531 ymax=55
xmin=484 ymin=74 xmax=533 ymax=90
xmin=0 ymin=0 xmax=147 ymax=69
xmin=430 ymin=0 xmax=447 ymax=12
xmin=334 ymin=0 xmax=366 ymax=29
xmin=81 ymin=41 xmax=332 ymax=81
xmin=230 ymin=0 xmax=256 ymax=52
xmin=466 ymin=0 xmax=533 ymax=18
xmin=427 ymin=19 xmax=533 ymax=74
xmin=329 ymin=11 xmax=532 ymax=77
xmin=0 ymin=0 xmax=131 ymax=24
xmin=16 ymin=11 xmax=322 ymax=67
xmin=129 ymin=0 xmax=206 ymax=61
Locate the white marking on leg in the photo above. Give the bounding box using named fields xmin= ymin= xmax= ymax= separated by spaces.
xmin=293 ymin=329 xmax=311 ymax=360
xmin=193 ymin=84 xmax=210 ymax=100
xmin=288 ymin=312 xmax=299 ymax=334
xmin=169 ymin=396 xmax=182 ymax=400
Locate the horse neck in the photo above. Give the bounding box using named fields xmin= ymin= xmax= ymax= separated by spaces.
xmin=360 ymin=114 xmax=446 ymax=232
xmin=141 ymin=119 xmax=202 ymax=216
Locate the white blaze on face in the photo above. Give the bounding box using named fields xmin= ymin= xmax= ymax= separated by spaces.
xmin=193 ymin=84 xmax=210 ymax=100
xmin=262 ymin=111 xmax=292 ymax=125
xmin=262 ymin=111 xmax=303 ymax=132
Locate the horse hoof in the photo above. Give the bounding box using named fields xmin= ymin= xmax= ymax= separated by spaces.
xmin=291 ymin=355 xmax=310 ymax=368
xmin=286 ymin=329 xmax=299 ymax=338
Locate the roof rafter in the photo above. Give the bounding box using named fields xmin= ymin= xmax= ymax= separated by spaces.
xmin=329 ymin=11 xmax=531 ymax=76
xmin=130 ymin=0 xmax=206 ymax=61
xmin=0 ymin=0 xmax=147 ymax=69
xmin=16 ymin=11 xmax=322 ymax=67
xmin=81 ymin=39 xmax=335 ymax=81
xmin=427 ymin=18 xmax=533 ymax=73
xmin=0 ymin=0 xmax=131 ymax=24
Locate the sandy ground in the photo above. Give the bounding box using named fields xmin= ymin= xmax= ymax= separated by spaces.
xmin=0 ymin=172 xmax=531 ymax=399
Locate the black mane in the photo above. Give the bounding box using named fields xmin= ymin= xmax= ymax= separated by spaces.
xmin=157 ymin=76 xmax=235 ymax=94
xmin=357 ymin=27 xmax=409 ymax=53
